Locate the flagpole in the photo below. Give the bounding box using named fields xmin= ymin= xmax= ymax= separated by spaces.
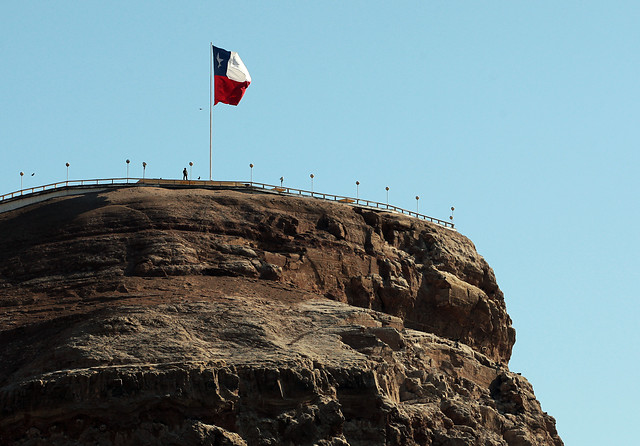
xmin=209 ymin=42 xmax=213 ymax=181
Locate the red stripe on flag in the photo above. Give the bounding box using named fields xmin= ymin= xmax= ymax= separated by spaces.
xmin=214 ymin=76 xmax=250 ymax=106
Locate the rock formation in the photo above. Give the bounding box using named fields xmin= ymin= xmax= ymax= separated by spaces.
xmin=0 ymin=185 xmax=563 ymax=445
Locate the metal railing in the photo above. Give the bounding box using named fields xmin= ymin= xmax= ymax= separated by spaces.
xmin=0 ymin=178 xmax=454 ymax=229
xmin=246 ymin=182 xmax=454 ymax=228
xmin=0 ymin=178 xmax=133 ymax=201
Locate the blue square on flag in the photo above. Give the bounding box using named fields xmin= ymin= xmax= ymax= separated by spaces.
xmin=213 ymin=47 xmax=231 ymax=77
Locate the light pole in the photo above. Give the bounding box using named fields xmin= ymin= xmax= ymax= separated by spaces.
xmin=249 ymin=163 xmax=254 ymax=183
xmin=65 ymin=162 xmax=70 ymax=184
xmin=450 ymin=206 xmax=455 ymax=223
xmin=142 ymin=162 xmax=147 ymax=179
xmin=416 ymin=196 xmax=420 ymax=213
xmin=126 ymin=159 xmax=130 ymax=182
xmin=385 ymin=186 xmax=389 ymax=207
xmin=310 ymin=174 xmax=314 ymax=193
xmin=189 ymin=162 xmax=193 ymax=181
xmin=356 ymin=181 xmax=360 ymax=201
xmin=280 ymin=176 xmax=284 ymax=188
xmin=20 ymin=171 xmax=24 ymax=193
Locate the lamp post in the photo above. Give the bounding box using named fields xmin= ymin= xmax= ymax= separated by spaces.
xmin=126 ymin=159 xmax=130 ymax=182
xmin=280 ymin=176 xmax=284 ymax=187
xmin=249 ymin=163 xmax=254 ymax=183
xmin=20 ymin=171 xmax=24 ymax=193
xmin=65 ymin=162 xmax=70 ymax=184
xmin=356 ymin=181 xmax=360 ymax=201
xmin=310 ymin=174 xmax=314 ymax=193
xmin=385 ymin=186 xmax=389 ymax=207
xmin=189 ymin=162 xmax=193 ymax=180
xmin=142 ymin=162 xmax=147 ymax=179
xmin=450 ymin=206 xmax=455 ymax=223
xmin=416 ymin=196 xmax=420 ymax=213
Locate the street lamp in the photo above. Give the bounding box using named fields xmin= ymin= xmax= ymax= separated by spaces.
xmin=280 ymin=176 xmax=284 ymax=187
xmin=450 ymin=206 xmax=455 ymax=222
xmin=20 ymin=171 xmax=24 ymax=193
xmin=310 ymin=174 xmax=314 ymax=193
xmin=65 ymin=162 xmax=70 ymax=184
xmin=249 ymin=163 xmax=254 ymax=183
xmin=356 ymin=181 xmax=360 ymax=200
xmin=142 ymin=162 xmax=147 ymax=179
xmin=385 ymin=186 xmax=390 ymax=206
xmin=189 ymin=162 xmax=193 ymax=180
xmin=126 ymin=159 xmax=130 ymax=182
xmin=416 ymin=196 xmax=420 ymax=213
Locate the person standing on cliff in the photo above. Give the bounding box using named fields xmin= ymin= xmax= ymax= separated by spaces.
xmin=183 ymin=168 xmax=188 ymax=180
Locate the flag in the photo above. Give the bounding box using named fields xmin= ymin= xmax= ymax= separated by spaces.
xmin=212 ymin=46 xmax=251 ymax=106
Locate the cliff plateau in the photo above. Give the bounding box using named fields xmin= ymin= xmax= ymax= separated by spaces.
xmin=0 ymin=186 xmax=563 ymax=446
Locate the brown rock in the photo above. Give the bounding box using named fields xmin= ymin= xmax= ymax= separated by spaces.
xmin=0 ymin=187 xmax=515 ymax=363
xmin=0 ymin=186 xmax=562 ymax=445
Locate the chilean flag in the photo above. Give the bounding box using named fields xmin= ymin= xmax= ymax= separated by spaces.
xmin=213 ymin=46 xmax=251 ymax=106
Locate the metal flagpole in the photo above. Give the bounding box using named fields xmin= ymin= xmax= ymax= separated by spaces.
xmin=209 ymin=42 xmax=214 ymax=181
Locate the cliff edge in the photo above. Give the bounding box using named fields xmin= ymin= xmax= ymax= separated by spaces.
xmin=0 ymin=186 xmax=562 ymax=445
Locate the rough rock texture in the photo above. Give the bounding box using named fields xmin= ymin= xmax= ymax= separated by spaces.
xmin=0 ymin=186 xmax=562 ymax=445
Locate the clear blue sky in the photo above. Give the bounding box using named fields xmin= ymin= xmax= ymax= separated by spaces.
xmin=2 ymin=2 xmax=638 ymax=444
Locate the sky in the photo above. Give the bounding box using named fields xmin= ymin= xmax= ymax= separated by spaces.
xmin=1 ymin=2 xmax=638 ymax=444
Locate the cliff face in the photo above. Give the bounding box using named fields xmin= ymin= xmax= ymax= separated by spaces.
xmin=0 ymin=186 xmax=562 ymax=445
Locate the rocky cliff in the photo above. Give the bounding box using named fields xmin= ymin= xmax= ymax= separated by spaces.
xmin=0 ymin=186 xmax=562 ymax=445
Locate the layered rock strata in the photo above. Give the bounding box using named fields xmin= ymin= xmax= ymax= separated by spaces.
xmin=0 ymin=186 xmax=562 ymax=445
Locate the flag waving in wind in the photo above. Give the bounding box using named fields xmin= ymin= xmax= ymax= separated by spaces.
xmin=212 ymin=45 xmax=251 ymax=105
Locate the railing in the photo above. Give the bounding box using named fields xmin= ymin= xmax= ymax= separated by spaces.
xmin=246 ymin=182 xmax=454 ymax=228
xmin=0 ymin=178 xmax=454 ymax=229
xmin=0 ymin=178 xmax=134 ymax=201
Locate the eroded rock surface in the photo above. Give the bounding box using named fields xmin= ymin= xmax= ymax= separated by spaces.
xmin=0 ymin=186 xmax=562 ymax=445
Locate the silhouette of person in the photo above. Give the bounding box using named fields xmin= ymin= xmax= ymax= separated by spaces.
xmin=183 ymin=168 xmax=188 ymax=180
